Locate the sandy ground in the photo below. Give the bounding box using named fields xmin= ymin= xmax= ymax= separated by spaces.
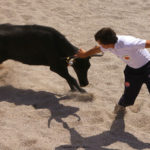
xmin=0 ymin=0 xmax=150 ymax=150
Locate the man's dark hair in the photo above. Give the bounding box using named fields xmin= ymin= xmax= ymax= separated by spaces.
xmin=94 ymin=27 xmax=118 ymax=44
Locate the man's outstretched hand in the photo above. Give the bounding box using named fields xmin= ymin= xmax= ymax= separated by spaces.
xmin=74 ymin=48 xmax=87 ymax=58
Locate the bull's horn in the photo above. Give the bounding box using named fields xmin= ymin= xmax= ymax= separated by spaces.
xmin=66 ymin=57 xmax=75 ymax=66
xmin=92 ymin=53 xmax=104 ymax=57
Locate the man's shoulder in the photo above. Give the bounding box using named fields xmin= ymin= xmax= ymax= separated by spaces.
xmin=115 ymin=35 xmax=146 ymax=50
xmin=116 ymin=35 xmax=137 ymax=48
xmin=117 ymin=35 xmax=136 ymax=41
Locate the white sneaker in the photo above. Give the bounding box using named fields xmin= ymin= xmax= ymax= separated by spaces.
xmin=114 ymin=104 xmax=126 ymax=114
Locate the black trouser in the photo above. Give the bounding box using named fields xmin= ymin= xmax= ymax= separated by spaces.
xmin=119 ymin=61 xmax=150 ymax=107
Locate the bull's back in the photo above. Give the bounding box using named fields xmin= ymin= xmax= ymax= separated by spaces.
xmin=0 ymin=24 xmax=61 ymax=65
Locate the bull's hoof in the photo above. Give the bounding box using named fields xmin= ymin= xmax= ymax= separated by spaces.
xmin=70 ymin=89 xmax=77 ymax=92
xmin=70 ymin=88 xmax=86 ymax=93
xmin=79 ymin=88 xmax=86 ymax=93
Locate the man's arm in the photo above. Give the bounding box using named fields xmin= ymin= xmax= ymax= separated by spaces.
xmin=145 ymin=40 xmax=150 ymax=48
xmin=75 ymin=46 xmax=101 ymax=58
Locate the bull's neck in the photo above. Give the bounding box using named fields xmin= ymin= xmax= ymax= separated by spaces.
xmin=57 ymin=34 xmax=79 ymax=57
xmin=63 ymin=44 xmax=79 ymax=57
xmin=70 ymin=46 xmax=78 ymax=56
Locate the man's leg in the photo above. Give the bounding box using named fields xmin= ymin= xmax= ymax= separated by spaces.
xmin=145 ymin=74 xmax=150 ymax=93
xmin=114 ymin=74 xmax=143 ymax=114
xmin=118 ymin=78 xmax=143 ymax=107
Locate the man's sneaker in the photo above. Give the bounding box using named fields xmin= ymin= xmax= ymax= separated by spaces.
xmin=114 ymin=104 xmax=126 ymax=114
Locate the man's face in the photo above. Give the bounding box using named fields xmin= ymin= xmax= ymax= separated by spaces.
xmin=97 ymin=40 xmax=113 ymax=49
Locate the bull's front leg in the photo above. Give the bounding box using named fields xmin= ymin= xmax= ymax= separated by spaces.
xmin=66 ymin=75 xmax=86 ymax=93
xmin=50 ymin=66 xmax=86 ymax=92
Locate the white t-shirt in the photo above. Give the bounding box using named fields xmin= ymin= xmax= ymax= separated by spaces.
xmin=100 ymin=35 xmax=150 ymax=69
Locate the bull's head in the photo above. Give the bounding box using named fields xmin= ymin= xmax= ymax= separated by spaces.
xmin=66 ymin=53 xmax=103 ymax=87
xmin=73 ymin=57 xmax=90 ymax=87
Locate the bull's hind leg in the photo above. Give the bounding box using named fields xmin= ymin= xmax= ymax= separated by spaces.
xmin=0 ymin=58 xmax=6 ymax=68
xmin=50 ymin=66 xmax=86 ymax=92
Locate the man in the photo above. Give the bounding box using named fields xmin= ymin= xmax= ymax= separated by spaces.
xmin=75 ymin=27 xmax=150 ymax=114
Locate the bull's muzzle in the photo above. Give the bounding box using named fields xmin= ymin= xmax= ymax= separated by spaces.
xmin=80 ymin=81 xmax=89 ymax=87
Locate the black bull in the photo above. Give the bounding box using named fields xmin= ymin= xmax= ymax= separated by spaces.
xmin=0 ymin=24 xmax=93 ymax=92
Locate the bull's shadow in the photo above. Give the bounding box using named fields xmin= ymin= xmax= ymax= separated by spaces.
xmin=56 ymin=113 xmax=150 ymax=150
xmin=0 ymin=85 xmax=80 ymax=127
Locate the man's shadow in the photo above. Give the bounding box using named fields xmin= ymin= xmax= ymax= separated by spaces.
xmin=56 ymin=113 xmax=150 ymax=150
xmin=0 ymin=85 xmax=80 ymax=127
